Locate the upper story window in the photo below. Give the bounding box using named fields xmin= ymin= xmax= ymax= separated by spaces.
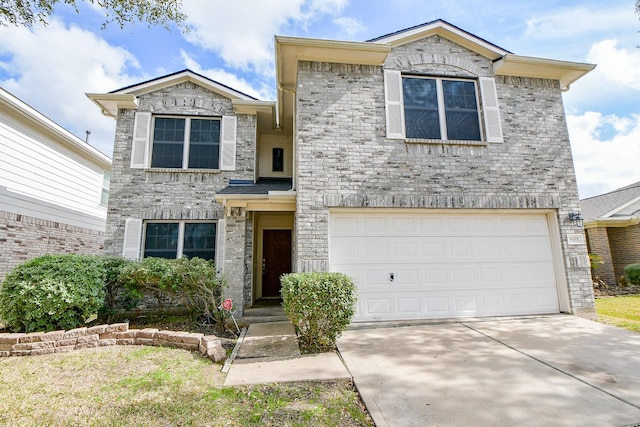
xmin=129 ymin=112 xmax=237 ymax=171
xmin=100 ymin=171 xmax=111 ymax=206
xmin=384 ymin=70 xmax=503 ymax=144
xmin=403 ymin=77 xmax=481 ymax=141
xmin=151 ymin=117 xmax=221 ymax=169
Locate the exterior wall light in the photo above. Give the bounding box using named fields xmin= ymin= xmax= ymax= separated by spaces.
xmin=569 ymin=212 xmax=584 ymax=227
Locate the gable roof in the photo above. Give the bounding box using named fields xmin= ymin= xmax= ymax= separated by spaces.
xmin=367 ymin=19 xmax=511 ymax=60
xmin=87 ymin=69 xmax=260 ymax=118
xmin=581 ymin=181 xmax=640 ymax=224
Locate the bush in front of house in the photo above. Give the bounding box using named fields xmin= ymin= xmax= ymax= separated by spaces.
xmin=623 ymin=264 xmax=640 ymax=286
xmin=119 ymin=257 xmax=229 ymax=331
xmin=99 ymin=256 xmax=138 ymax=323
xmin=0 ymin=254 xmax=106 ymax=333
xmin=280 ymin=272 xmax=357 ymax=352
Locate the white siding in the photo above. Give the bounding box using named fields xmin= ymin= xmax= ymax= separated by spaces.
xmin=0 ymin=106 xmax=108 ymax=231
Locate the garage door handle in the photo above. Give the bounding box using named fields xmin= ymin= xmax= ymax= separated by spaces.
xmin=390 ymin=273 xmax=394 ymax=282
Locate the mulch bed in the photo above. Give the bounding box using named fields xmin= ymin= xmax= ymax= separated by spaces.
xmin=593 ymin=284 xmax=640 ymax=298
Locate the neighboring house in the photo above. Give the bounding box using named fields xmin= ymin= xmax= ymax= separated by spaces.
xmin=581 ymin=181 xmax=640 ymax=284
xmin=0 ymin=88 xmax=112 ymax=281
xmin=88 ymin=20 xmax=597 ymax=321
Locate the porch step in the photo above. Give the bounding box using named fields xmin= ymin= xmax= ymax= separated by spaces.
xmin=238 ymin=301 xmax=287 ymax=325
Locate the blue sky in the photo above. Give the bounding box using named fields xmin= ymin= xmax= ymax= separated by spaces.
xmin=0 ymin=0 xmax=638 ymax=198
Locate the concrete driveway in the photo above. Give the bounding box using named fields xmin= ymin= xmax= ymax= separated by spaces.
xmin=337 ymin=315 xmax=640 ymax=427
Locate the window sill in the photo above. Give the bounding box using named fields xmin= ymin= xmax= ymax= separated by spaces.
xmin=145 ymin=168 xmax=223 ymax=174
xmin=405 ymin=138 xmax=487 ymax=147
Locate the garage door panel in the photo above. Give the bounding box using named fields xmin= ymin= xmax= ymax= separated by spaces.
xmin=329 ymin=211 xmax=561 ymax=321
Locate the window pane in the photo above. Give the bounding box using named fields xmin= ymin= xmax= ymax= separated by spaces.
xmin=183 ymin=223 xmax=216 ymax=261
xmin=442 ymin=80 xmax=481 ymax=141
xmin=151 ymin=118 xmax=185 ymax=168
xmin=272 ymin=148 xmax=284 ymax=172
xmin=188 ymin=119 xmax=220 ymax=169
xmin=144 ymin=223 xmax=179 ymax=259
xmin=403 ymin=78 xmax=441 ymax=139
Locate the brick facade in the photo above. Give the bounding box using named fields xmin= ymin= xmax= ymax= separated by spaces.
xmin=105 ymin=82 xmax=256 ymax=313
xmin=608 ymin=224 xmax=640 ymax=279
xmin=0 ymin=211 xmax=105 ymax=281
xmin=293 ymin=36 xmax=594 ymax=317
xmin=585 ymin=227 xmax=616 ymax=284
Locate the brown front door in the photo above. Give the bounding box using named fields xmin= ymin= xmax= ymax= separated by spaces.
xmin=262 ymin=229 xmax=292 ymax=297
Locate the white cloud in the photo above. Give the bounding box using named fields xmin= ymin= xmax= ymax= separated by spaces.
xmin=0 ymin=19 xmax=140 ymax=156
xmin=568 ymin=112 xmax=640 ymax=199
xmin=180 ymin=0 xmax=350 ymax=75
xmin=586 ymin=39 xmax=640 ymax=90
xmin=333 ymin=17 xmax=367 ymax=38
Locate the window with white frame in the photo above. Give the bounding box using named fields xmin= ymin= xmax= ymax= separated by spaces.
xmin=143 ymin=221 xmax=216 ymax=261
xmin=384 ymin=70 xmax=503 ymax=143
xmin=150 ymin=117 xmax=221 ymax=169
xmin=403 ymin=77 xmax=481 ymax=141
xmin=100 ymin=171 xmax=111 ymax=206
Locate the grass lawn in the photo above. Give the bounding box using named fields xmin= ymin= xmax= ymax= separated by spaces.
xmin=0 ymin=346 xmax=372 ymax=427
xmin=595 ymin=295 xmax=640 ymax=333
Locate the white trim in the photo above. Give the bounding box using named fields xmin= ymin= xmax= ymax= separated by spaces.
xmin=601 ymin=194 xmax=640 ymax=219
xmin=546 ymin=212 xmax=570 ymax=313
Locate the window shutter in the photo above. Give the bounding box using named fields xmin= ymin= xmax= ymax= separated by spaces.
xmin=215 ymin=219 xmax=225 ymax=270
xmin=220 ymin=116 xmax=237 ymax=171
xmin=122 ymin=218 xmax=143 ymax=260
xmin=131 ymin=112 xmax=151 ymax=168
xmin=384 ymin=69 xmax=405 ymax=139
xmin=479 ymin=77 xmax=504 ymax=143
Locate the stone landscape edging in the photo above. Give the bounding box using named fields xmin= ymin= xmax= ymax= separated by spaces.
xmin=0 ymin=323 xmax=227 ymax=362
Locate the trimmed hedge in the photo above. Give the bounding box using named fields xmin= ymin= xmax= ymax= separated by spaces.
xmin=0 ymin=255 xmax=106 ymax=333
xmin=280 ymin=272 xmax=357 ymax=352
xmin=624 ymin=264 xmax=640 ymax=286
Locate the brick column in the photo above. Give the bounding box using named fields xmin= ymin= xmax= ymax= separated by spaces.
xmin=223 ymin=207 xmax=247 ymax=316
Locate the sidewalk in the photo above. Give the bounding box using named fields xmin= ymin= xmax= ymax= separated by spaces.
xmin=223 ymin=321 xmax=351 ymax=386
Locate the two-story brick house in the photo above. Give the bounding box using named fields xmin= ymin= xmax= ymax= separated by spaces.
xmin=88 ymin=20 xmax=596 ymax=321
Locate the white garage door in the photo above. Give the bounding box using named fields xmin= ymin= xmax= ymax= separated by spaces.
xmin=329 ymin=211 xmax=561 ymax=321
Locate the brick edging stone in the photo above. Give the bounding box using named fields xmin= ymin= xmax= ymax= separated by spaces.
xmin=0 ymin=323 xmax=227 ymax=362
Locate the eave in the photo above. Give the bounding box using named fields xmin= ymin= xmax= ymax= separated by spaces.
xmin=584 ymin=217 xmax=640 ymax=229
xmin=86 ymin=93 xmax=138 ymax=118
xmin=369 ymin=20 xmax=510 ymax=60
xmin=493 ymin=54 xmax=596 ymax=91
xmin=214 ymin=192 xmax=297 ymax=213
xmin=1 ymin=88 xmax=111 ymax=169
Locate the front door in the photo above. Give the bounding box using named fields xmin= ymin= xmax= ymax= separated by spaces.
xmin=262 ymin=229 xmax=292 ymax=297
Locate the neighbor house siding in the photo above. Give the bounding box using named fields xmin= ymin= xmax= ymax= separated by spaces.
xmin=293 ymin=34 xmax=593 ymax=316
xmin=0 ymin=90 xmax=110 ymax=280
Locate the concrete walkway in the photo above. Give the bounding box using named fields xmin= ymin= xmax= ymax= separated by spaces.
xmin=337 ymin=315 xmax=640 ymax=427
xmin=223 ymin=321 xmax=351 ymax=386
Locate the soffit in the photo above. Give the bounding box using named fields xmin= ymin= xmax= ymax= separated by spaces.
xmin=493 ymin=54 xmax=596 ymax=91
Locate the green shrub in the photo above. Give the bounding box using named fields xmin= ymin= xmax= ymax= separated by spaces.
xmin=624 ymin=264 xmax=640 ymax=286
xmin=280 ymin=272 xmax=357 ymax=352
xmin=119 ymin=257 xmax=228 ymax=331
xmin=99 ymin=257 xmax=138 ymax=323
xmin=0 ymin=254 xmax=106 ymax=332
